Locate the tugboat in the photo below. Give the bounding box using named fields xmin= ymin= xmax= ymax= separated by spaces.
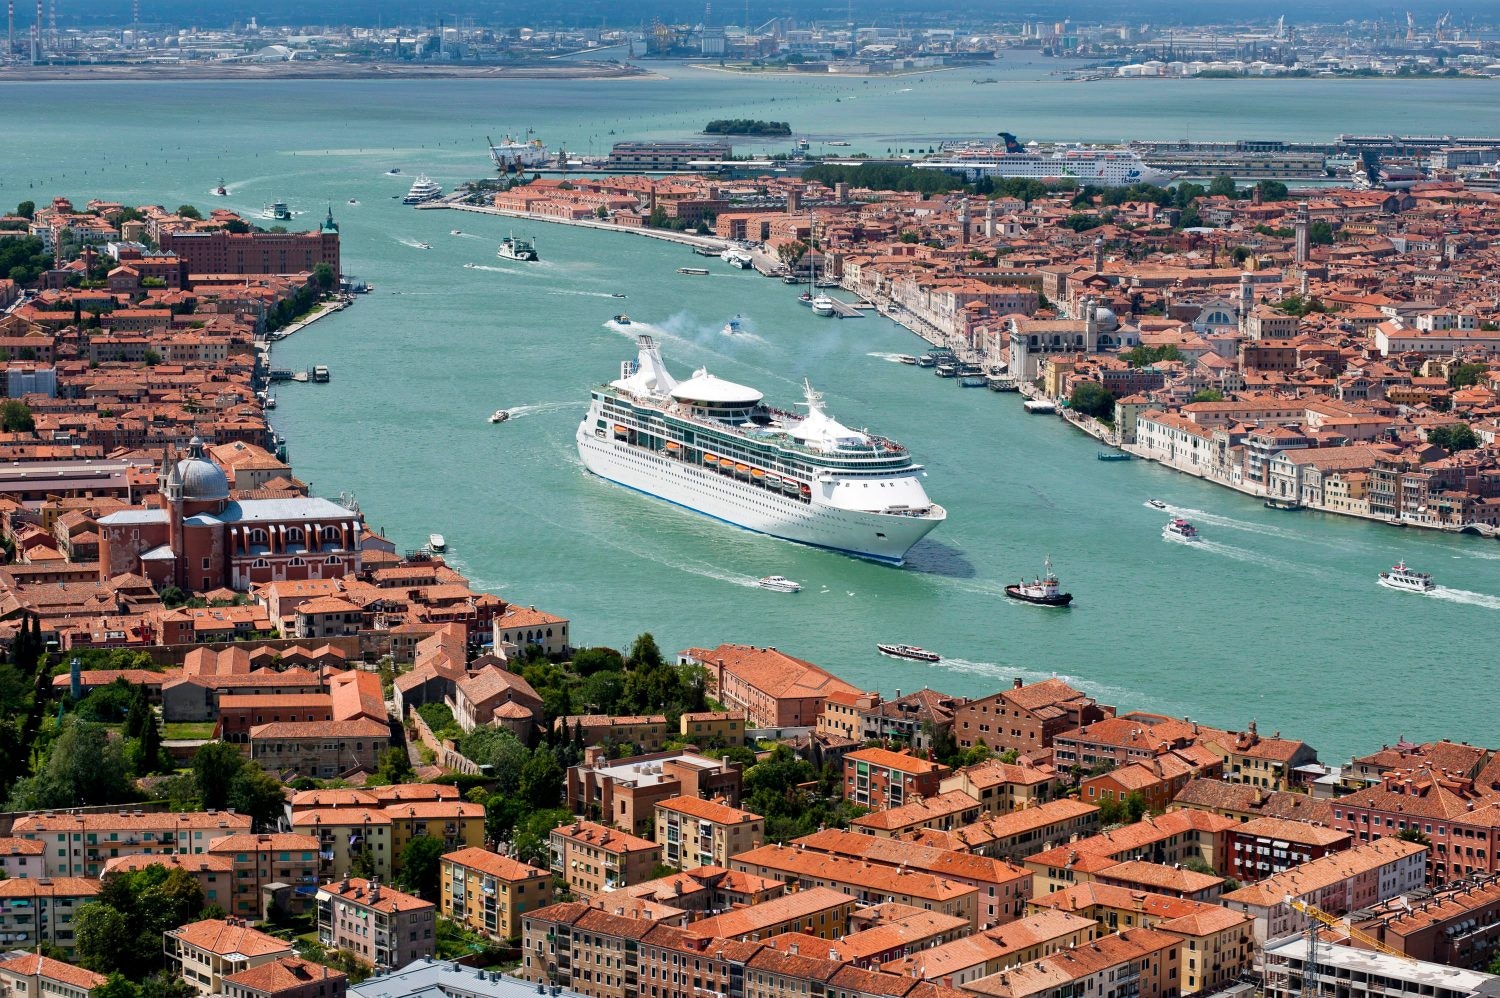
xmin=1004 ymin=557 xmax=1073 ymax=607
xmin=213 ymin=178 xmax=229 ymax=196
xmin=1163 ymin=518 xmax=1201 ymax=543
xmin=489 ymin=409 xmax=510 ymax=424
xmin=877 ymin=643 xmax=941 ymax=663
xmin=757 ymin=575 xmax=802 ymax=593
xmin=1378 ymin=560 xmax=1435 ymax=593
xmin=612 ymin=314 xmax=632 ymax=325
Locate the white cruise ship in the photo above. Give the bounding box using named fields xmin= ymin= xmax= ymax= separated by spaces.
xmin=917 ymin=132 xmax=1176 ymax=188
xmin=577 ymin=335 xmax=945 ymax=564
xmin=402 ymin=175 xmax=443 ymax=204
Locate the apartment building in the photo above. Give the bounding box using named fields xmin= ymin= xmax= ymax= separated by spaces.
xmin=1220 ymin=837 xmax=1429 ymax=944
xmin=248 ymin=718 xmax=391 ymax=781
xmin=549 ymin=821 xmax=662 ymax=898
xmin=961 ymin=927 xmax=1183 ymax=998
xmin=0 ymin=954 xmax=105 ymax=998
xmin=910 ymin=800 xmax=1101 ymax=862
xmin=678 ymin=710 xmax=746 ymax=747
xmin=439 ymin=847 xmax=552 ymax=944
xmin=205 ymin=833 xmax=322 ymax=920
xmin=680 ymin=644 xmax=859 ymax=730
xmin=851 ymin=790 xmax=982 ymax=838
xmin=316 ymin=877 xmax=435 ymax=973
xmin=655 ymin=797 xmax=763 ymax=870
xmin=953 ymin=678 xmax=1113 ymax=754
xmin=681 ymin=888 xmax=859 ymax=942
xmin=940 ymin=760 xmax=1067 ymax=813
xmin=843 ymin=747 xmax=949 ymax=810
xmin=166 ymin=918 xmax=294 ymax=996
xmin=1225 ymin=816 xmax=1351 ymax=883
xmin=102 ymin=852 xmax=236 ymax=913
xmin=221 ymin=957 xmax=348 ymax=998
xmin=386 ymin=801 xmax=486 ymax=860
xmin=1352 ymin=875 xmax=1500 ymax=969
xmin=0 ymin=878 xmax=100 ymax=955
xmin=12 ymin=809 xmax=252 ymax=878
xmin=728 ymin=844 xmax=979 ymax=926
xmin=880 ymin=910 xmax=1099 ymax=986
xmin=566 ymin=748 xmax=742 ymax=839
xmin=1262 ymin=936 xmax=1500 ymax=998
xmin=556 ymin=715 xmax=668 ymax=752
xmin=1023 ymin=810 xmax=1237 ymax=894
xmin=291 ymin=809 xmax=395 ymax=882
xmin=0 ymin=838 xmax=46 ymax=879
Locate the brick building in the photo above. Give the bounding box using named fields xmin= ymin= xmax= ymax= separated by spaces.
xmin=954 ymin=678 xmax=1114 ymax=754
xmin=316 ymin=877 xmax=435 ymax=973
xmin=843 ymin=747 xmax=949 ymax=810
xmin=438 ymin=847 xmax=552 ymax=945
xmin=159 ymin=221 xmax=340 ymax=279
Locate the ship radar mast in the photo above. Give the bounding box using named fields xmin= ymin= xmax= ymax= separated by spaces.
xmin=796 ymin=379 xmax=826 ymax=414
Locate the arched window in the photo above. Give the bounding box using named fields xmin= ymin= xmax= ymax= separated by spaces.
xmin=252 ymin=558 xmax=269 ymax=569
xmin=289 ymin=556 xmax=304 ymax=567
xmin=325 ymin=556 xmax=341 ymax=568
xmin=249 ymin=528 xmax=268 ymax=546
xmin=285 ymin=527 xmax=305 ymax=546
xmin=322 ymin=526 xmax=341 ymax=543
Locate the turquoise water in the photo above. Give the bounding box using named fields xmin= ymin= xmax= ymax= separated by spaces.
xmin=6 ymin=62 xmax=1500 ymax=761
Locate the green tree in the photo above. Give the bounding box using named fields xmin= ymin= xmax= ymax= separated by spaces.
xmin=510 ymin=808 xmax=573 ymax=867
xmin=396 ymin=835 xmax=445 ymax=899
xmin=1190 ymin=388 xmax=1225 ymax=403
xmin=227 ymin=764 xmax=289 ymax=830
xmin=371 ymin=746 xmax=414 ymax=786
xmin=1123 ymin=791 xmax=1147 ymax=824
xmin=1396 ymin=827 xmax=1430 ymax=845
xmin=519 ymin=750 xmax=565 ymax=807
xmin=571 ymin=646 xmax=625 ymax=676
xmin=1122 ymin=344 xmax=1184 ymax=368
xmin=1068 ymin=383 xmax=1116 ymax=420
xmin=6 ymin=717 xmax=134 ymax=810
xmin=627 ymin=633 xmax=664 ymax=671
xmin=1255 ymin=179 xmax=1290 ymax=201
xmin=0 ymin=400 xmax=34 ymax=433
xmin=175 ymin=205 xmax=203 ymax=221
xmin=143 ymin=349 xmax=162 ymax=366
xmin=313 ymin=261 xmax=336 ymax=292
xmin=97 ymin=974 xmax=141 ymax=998
xmin=1448 ymin=362 xmax=1489 ymax=388
xmin=74 ymin=902 xmax=131 ymax=973
xmin=1309 ymin=221 xmax=1335 ymax=245
xmin=460 ymin=727 xmax=530 ymax=795
xmin=192 ymin=741 xmax=246 ymax=810
xmin=138 ymin=973 xmax=197 ymax=998
xmin=1208 ymin=174 xmax=1238 ymax=198
xmin=15 ymin=201 xmax=35 ymax=219
xmin=1427 ymin=423 xmax=1478 ymax=453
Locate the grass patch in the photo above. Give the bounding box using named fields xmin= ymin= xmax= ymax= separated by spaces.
xmin=162 ymin=722 xmax=216 ymax=740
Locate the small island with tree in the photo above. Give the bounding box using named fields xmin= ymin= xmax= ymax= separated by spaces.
xmin=704 ymin=119 xmax=792 ymax=136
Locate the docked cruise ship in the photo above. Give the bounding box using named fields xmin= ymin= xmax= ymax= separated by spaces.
xmin=577 ymin=336 xmax=945 ymax=564
xmin=917 ymin=133 xmax=1176 ymax=188
xmin=488 ymin=133 xmax=550 ymax=172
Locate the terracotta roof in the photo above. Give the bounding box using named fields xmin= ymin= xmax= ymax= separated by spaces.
xmin=442 ymin=846 xmax=548 ymax=882
xmin=1221 ymin=838 xmax=1427 ymax=908
xmin=683 ymin=887 xmax=854 ymax=940
xmin=0 ymin=954 xmax=108 ymax=992
xmin=656 ymin=795 xmax=762 ymax=825
xmin=319 ymin=876 xmax=434 ymax=915
xmin=168 ymin=918 xmax=292 ymax=958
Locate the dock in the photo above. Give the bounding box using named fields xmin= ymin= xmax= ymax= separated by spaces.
xmin=826 ymin=299 xmax=863 ymax=319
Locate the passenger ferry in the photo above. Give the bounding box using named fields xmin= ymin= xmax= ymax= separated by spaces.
xmin=1378 ymin=560 xmax=1435 ymax=593
xmin=497 ymin=234 xmax=539 ymax=262
xmin=1163 ymin=518 xmax=1201 ymax=542
xmin=577 ymin=335 xmax=945 ymax=564
xmin=877 ymin=643 xmax=941 ymax=663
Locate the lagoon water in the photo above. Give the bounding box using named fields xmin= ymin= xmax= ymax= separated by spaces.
xmin=6 ymin=58 xmax=1500 ymax=759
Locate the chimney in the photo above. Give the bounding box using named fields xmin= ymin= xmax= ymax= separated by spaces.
xmin=1013 ymin=678 xmax=1024 ymax=690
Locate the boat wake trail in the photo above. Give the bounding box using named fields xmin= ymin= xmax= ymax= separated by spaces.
xmin=867 ymin=352 xmax=911 ymax=363
xmin=1428 ymin=587 xmax=1500 ymax=610
xmin=1160 ymin=503 xmax=1306 ymax=541
xmin=503 ymin=401 xmax=582 ymax=419
xmin=466 ymin=264 xmax=527 ymax=276
xmin=547 ymin=289 xmax=623 ymax=299
xmin=1195 ymin=539 xmax=1323 ymax=576
xmin=396 ymin=237 xmax=429 ymax=250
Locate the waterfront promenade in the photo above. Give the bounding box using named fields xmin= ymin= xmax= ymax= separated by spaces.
xmin=440 ymin=202 xmax=732 ymax=253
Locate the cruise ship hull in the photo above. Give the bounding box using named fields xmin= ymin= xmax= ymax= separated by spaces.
xmin=577 ymin=425 xmax=943 ymax=564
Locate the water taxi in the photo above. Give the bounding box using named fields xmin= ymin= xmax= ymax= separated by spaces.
xmin=877 ymin=643 xmax=941 ymax=663
xmin=1148 ymin=498 xmax=1167 ymax=509
xmin=612 ymin=314 xmax=632 ymax=325
xmin=1163 ymin=518 xmax=1201 ymax=542
xmin=1378 ymin=560 xmax=1435 ymax=593
xmin=489 ymin=410 xmax=510 ymax=424
xmin=897 ymin=355 xmax=918 ymax=365
xmin=427 ymin=533 xmax=447 ymax=552
xmin=757 ymin=576 xmax=802 ymax=593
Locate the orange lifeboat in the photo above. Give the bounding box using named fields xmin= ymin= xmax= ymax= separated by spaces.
xmin=703 ymin=453 xmax=718 ymax=463
xmin=751 ymin=468 xmax=766 ymax=479
xmin=665 ymin=441 xmax=680 ymax=451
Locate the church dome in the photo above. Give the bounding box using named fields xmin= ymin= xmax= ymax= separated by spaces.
xmin=1094 ymin=306 xmax=1121 ymax=332
xmin=175 ymin=437 xmax=230 ymax=501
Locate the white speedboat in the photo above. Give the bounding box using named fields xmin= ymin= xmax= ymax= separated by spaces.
xmin=416 ymin=242 xmax=432 ymax=250
xmin=1148 ymin=498 xmax=1167 ymax=510
xmin=758 ymin=575 xmax=801 ymax=593
xmin=463 ymin=263 xmax=477 ymax=269
xmin=612 ymin=314 xmax=632 ymax=325
xmin=451 ymin=229 xmax=463 ymax=236
xmin=347 ymin=198 xmax=359 ymax=205
xmin=403 ymin=174 xmax=442 ymax=204
xmin=1379 ymin=560 xmax=1435 ymax=593
xmin=428 ymin=533 xmax=447 ymax=552
xmin=811 ymin=295 xmax=836 ymax=316
xmin=1163 ymin=518 xmax=1201 ymax=542
xmin=489 ymin=410 xmax=510 ymax=424
xmin=497 ymin=234 xmax=539 ymax=261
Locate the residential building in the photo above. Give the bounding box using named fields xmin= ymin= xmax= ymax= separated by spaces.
xmin=439 ymin=847 xmax=552 ymax=945
xmin=386 ymin=801 xmax=486 ymax=860
xmin=680 ymin=644 xmax=860 ymax=730
xmin=1225 ymin=816 xmax=1351 ymax=883
xmin=549 ymin=821 xmax=662 ymax=898
xmin=452 ymin=665 xmax=542 ymax=736
xmin=292 ymin=809 xmax=395 ymax=882
xmin=1202 ymin=723 xmax=1319 ymax=791
xmin=844 ymin=747 xmax=949 ymax=810
xmin=953 ymin=678 xmax=1113 ymax=754
xmin=1079 ymin=748 xmax=1224 ymax=814
xmin=565 ymin=747 xmax=742 ymax=838
xmin=248 ymin=718 xmax=391 ymax=780
xmin=0 ymin=837 xmax=46 ymax=879
xmin=856 ymin=688 xmax=969 ymax=752
xmin=910 ymin=800 xmax=1101 ymax=862
xmin=960 ymin=927 xmax=1183 ymax=998
xmin=316 ymin=877 xmax=436 ymax=973
xmin=1351 ymin=874 xmax=1500 ymax=969
xmin=11 ymin=809 xmax=253 ymax=878
xmin=221 ymin=957 xmax=348 ymax=998
xmin=678 ymin=710 xmax=746 ymax=747
xmin=1330 ymin=770 xmax=1500 ymax=884
xmin=1051 ymin=713 xmax=1205 ymax=773
xmin=681 ymin=888 xmax=859 ymax=942
xmin=1023 ymin=810 xmax=1237 ymax=894
xmin=851 ymin=790 xmax=982 ymax=838
xmin=0 ymin=954 xmax=106 ymax=998
xmin=880 ymin=910 xmax=1100 ymax=986
xmin=655 ymin=796 xmax=763 ymax=870
xmin=940 ymin=760 xmax=1067 ymax=813
xmin=1220 ymin=837 xmax=1429 ymax=944
xmin=728 ymin=844 xmax=980 ymax=926
xmin=205 ymin=833 xmax=322 ymax=920
xmin=166 ymin=918 xmax=295 ymax=996
xmin=557 ymin=715 xmax=668 ymax=753
xmin=0 ymin=878 xmax=100 ymax=955
xmin=492 ymin=605 xmax=570 ymax=657
xmin=102 ymin=852 xmax=236 ymax=913
xmin=1261 ymin=936 xmax=1500 ymax=998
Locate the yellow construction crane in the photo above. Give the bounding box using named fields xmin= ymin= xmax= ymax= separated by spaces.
xmin=1285 ymin=896 xmax=1415 ymax=962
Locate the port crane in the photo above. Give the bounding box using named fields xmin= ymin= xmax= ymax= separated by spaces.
xmin=1286 ymin=896 xmax=1414 ymax=998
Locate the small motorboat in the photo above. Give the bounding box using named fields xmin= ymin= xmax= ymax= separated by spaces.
xmin=1148 ymin=499 xmax=1167 ymax=510
xmin=347 ymin=198 xmax=359 ymax=205
xmin=758 ymin=575 xmax=802 ymax=593
xmin=451 ymin=229 xmax=463 ymax=236
xmin=213 ymin=178 xmax=229 ymax=196
xmin=1379 ymin=560 xmax=1435 ymax=593
xmin=463 ymin=262 xmax=477 ymax=269
xmin=877 ymin=643 xmax=941 ymax=663
xmin=387 ymin=168 xmax=402 ymax=175
xmin=722 ymin=314 xmax=743 ymax=336
xmin=427 ymin=533 xmax=447 ymax=553
xmin=610 ymin=292 xmax=628 ymax=299
xmin=1004 ymin=556 xmax=1073 ymax=607
xmin=489 ymin=409 xmax=510 ymax=424
xmin=678 ymin=267 xmax=710 ymax=276
xmin=264 ymin=394 xmax=277 ymax=410
xmin=897 ymin=355 xmax=919 ymax=365
xmin=613 ymin=314 xmax=632 ymax=325
xmin=417 ymin=242 xmax=432 ymax=250
xmin=797 ymin=291 xmax=814 ymax=305
xmin=1163 ymin=518 xmax=1201 ymax=542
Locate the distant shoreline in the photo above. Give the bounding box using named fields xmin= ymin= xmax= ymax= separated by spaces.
xmin=0 ymin=61 xmax=660 ymax=83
